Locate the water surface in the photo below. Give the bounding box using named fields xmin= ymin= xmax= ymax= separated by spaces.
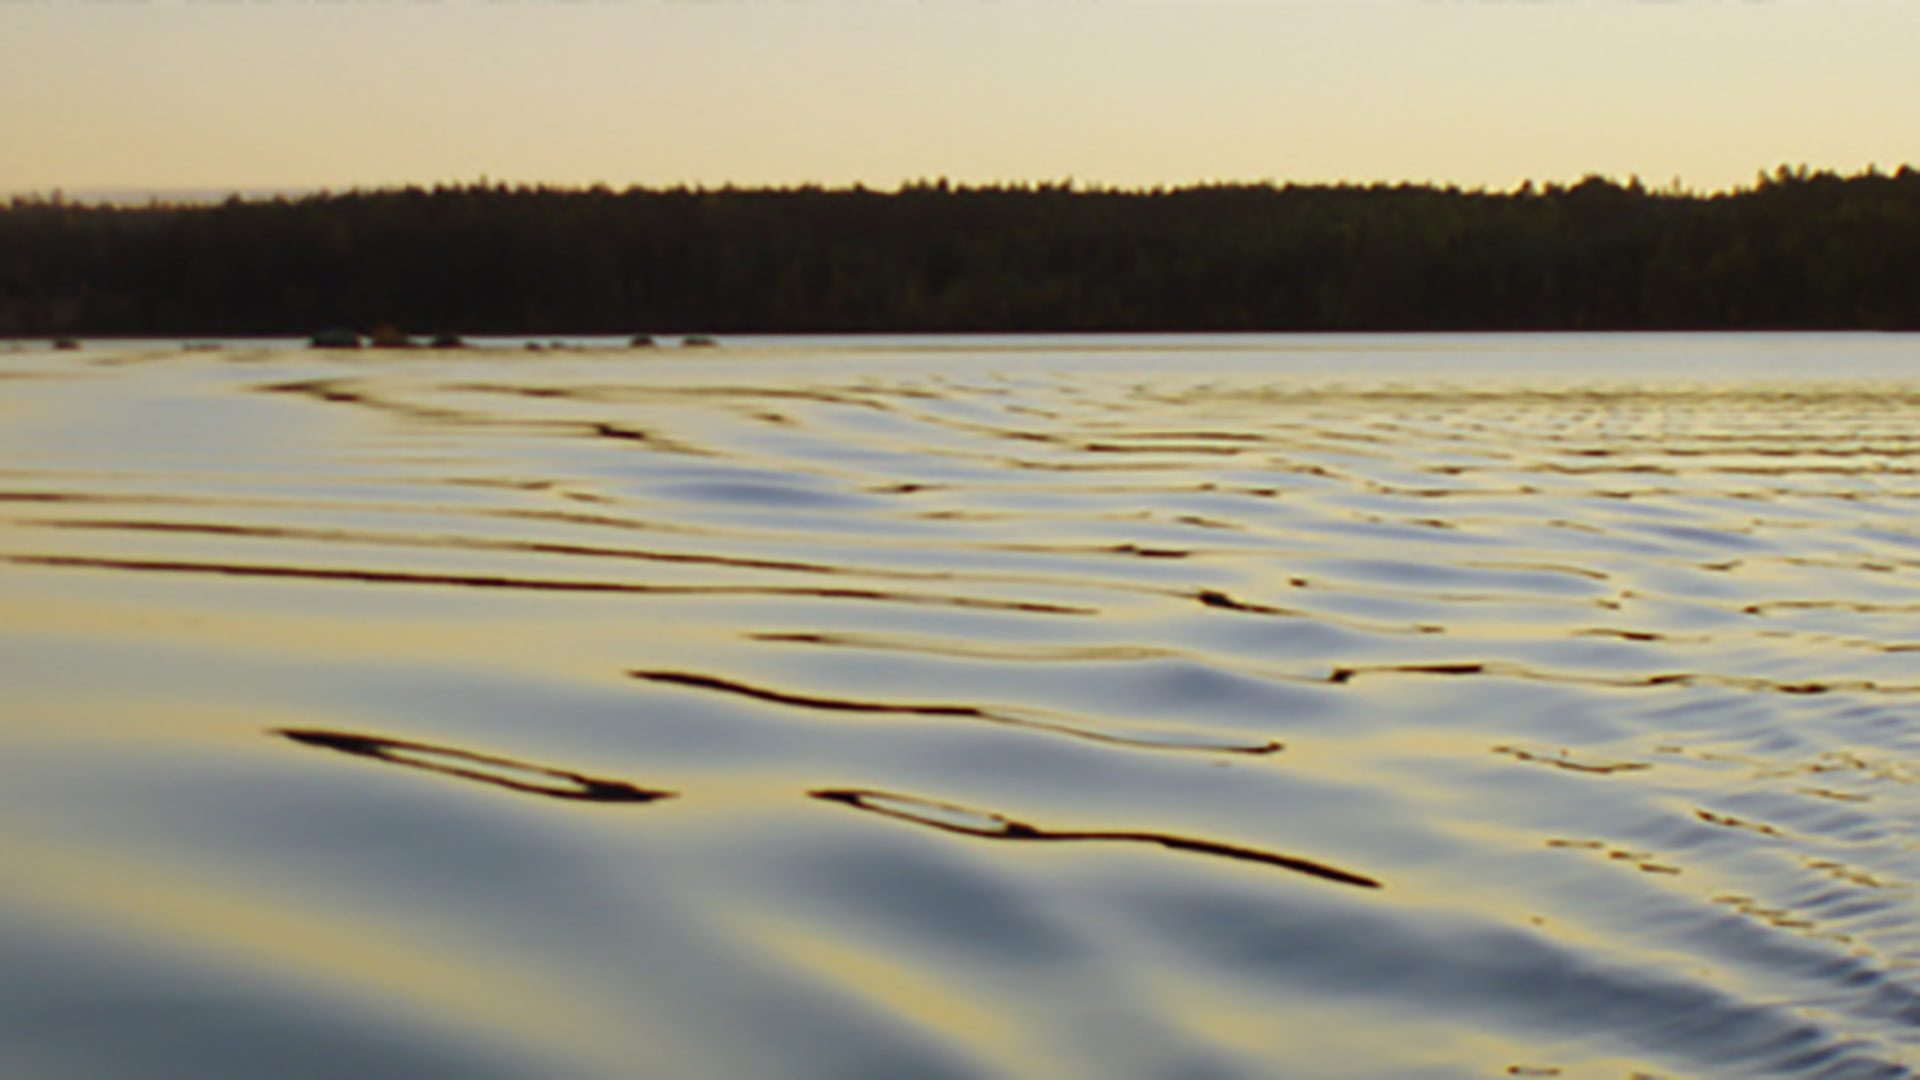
xmin=4 ymin=334 xmax=1919 ymax=1078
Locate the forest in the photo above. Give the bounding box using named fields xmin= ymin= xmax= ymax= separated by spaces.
xmin=3 ymin=167 xmax=1918 ymax=337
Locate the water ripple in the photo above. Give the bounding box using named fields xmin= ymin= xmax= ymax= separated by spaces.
xmin=277 ymin=728 xmax=675 ymax=803
xmin=6 ymin=336 xmax=1920 ymax=1076
xmin=810 ymin=787 xmax=1381 ymax=889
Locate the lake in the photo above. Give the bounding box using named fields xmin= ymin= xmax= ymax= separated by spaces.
xmin=3 ymin=334 xmax=1918 ymax=1078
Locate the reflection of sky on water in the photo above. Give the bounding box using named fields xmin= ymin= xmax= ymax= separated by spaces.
xmin=3 ymin=335 xmax=1920 ymax=1076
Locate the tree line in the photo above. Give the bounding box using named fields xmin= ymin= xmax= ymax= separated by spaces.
xmin=3 ymin=167 xmax=1918 ymax=337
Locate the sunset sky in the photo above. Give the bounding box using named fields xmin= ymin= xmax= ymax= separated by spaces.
xmin=2 ymin=0 xmax=1914 ymax=197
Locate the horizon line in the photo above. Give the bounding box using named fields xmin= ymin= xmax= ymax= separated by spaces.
xmin=13 ymin=163 xmax=1918 ymax=208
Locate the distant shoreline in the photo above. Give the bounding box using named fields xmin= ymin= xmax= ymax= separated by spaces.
xmin=11 ymin=331 xmax=1917 ymax=352
xmin=6 ymin=170 xmax=1918 ymax=336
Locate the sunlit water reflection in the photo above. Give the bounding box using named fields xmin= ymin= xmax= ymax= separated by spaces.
xmin=4 ymin=334 xmax=1919 ymax=1078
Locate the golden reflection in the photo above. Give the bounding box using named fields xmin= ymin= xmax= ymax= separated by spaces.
xmin=735 ymin=921 xmax=1021 ymax=1059
xmin=1 ymin=841 xmax=632 ymax=1071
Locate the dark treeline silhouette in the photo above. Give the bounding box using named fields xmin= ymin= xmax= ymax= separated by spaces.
xmin=4 ymin=166 xmax=1918 ymax=336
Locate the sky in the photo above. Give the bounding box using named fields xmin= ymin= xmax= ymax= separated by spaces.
xmin=1 ymin=0 xmax=1915 ymax=197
